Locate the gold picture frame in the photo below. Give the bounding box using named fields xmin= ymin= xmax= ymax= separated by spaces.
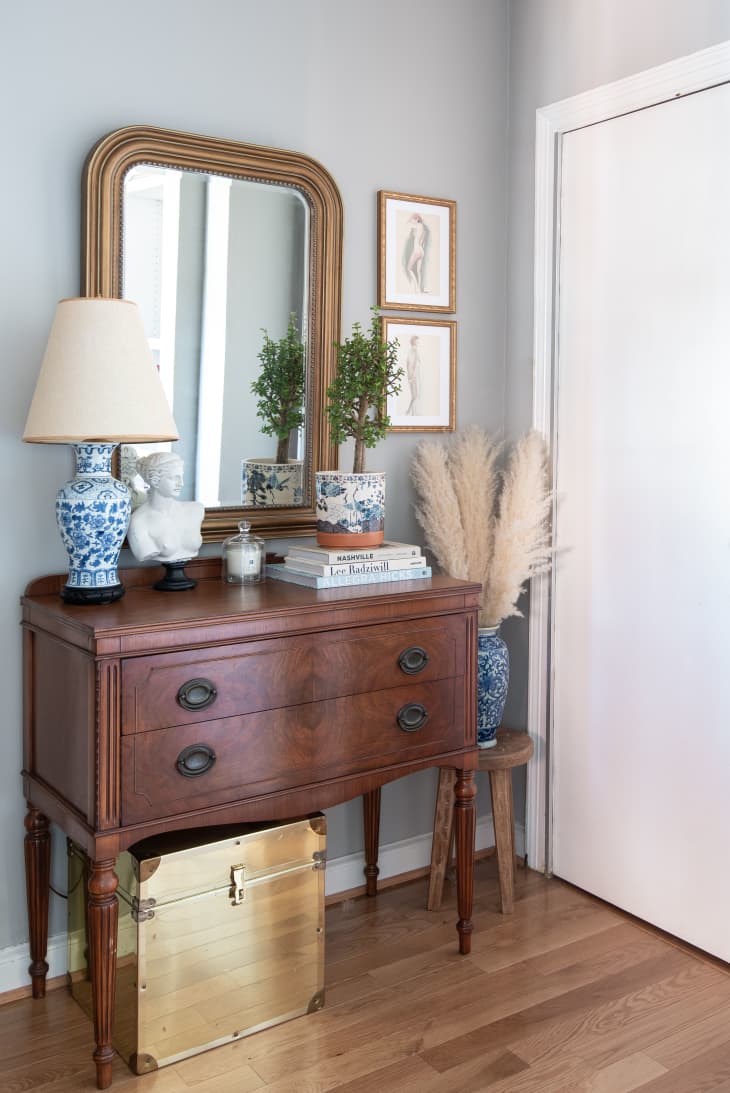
xmin=385 ymin=317 xmax=456 ymax=432
xmin=378 ymin=191 xmax=456 ymax=313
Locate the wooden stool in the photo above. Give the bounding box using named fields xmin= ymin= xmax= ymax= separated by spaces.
xmin=428 ymin=728 xmax=534 ymax=914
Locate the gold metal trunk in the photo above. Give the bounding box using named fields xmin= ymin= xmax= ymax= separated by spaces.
xmin=67 ymin=817 xmax=326 ymax=1073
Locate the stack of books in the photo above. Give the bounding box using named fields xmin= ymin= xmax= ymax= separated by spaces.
xmin=266 ymin=541 xmax=432 ymax=589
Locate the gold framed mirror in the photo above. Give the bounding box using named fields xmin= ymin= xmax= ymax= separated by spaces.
xmin=82 ymin=125 xmax=342 ymax=541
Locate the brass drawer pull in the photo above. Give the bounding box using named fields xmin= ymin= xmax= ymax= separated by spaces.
xmin=398 ymin=646 xmax=430 ymax=675
xmin=397 ymin=702 xmax=429 ymax=732
xmin=176 ymin=743 xmax=217 ymax=777
xmin=177 ymin=677 xmax=218 ymax=711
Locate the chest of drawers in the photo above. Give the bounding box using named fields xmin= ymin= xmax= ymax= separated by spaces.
xmin=21 ymin=560 xmax=480 ymax=1089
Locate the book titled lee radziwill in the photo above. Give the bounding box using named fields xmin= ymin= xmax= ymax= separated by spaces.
xmin=284 ymin=555 xmax=427 ymax=577
xmin=266 ymin=564 xmax=432 ymax=590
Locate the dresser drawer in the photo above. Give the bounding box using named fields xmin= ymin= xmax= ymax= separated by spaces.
xmin=121 ymin=642 xmax=314 ymax=733
xmin=121 ymin=615 xmax=466 ymax=734
xmin=121 ymin=679 xmax=465 ymax=824
xmin=313 ymin=616 xmax=464 ymax=699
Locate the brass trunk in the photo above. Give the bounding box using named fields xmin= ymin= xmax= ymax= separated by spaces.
xmin=68 ymin=817 xmax=326 ymax=1073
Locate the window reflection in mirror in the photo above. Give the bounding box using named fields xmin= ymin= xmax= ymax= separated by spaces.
xmin=121 ymin=164 xmax=310 ymax=509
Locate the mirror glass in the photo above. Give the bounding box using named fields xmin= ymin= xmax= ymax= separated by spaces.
xmin=121 ymin=164 xmax=310 ymax=509
xmin=82 ymin=126 xmax=342 ymax=541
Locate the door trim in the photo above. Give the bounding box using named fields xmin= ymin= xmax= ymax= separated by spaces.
xmin=527 ymin=39 xmax=730 ymax=874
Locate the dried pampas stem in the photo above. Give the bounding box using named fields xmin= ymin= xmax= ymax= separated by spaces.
xmin=410 ymin=440 xmax=469 ymax=580
xmin=410 ymin=426 xmax=552 ymax=628
xmin=482 ymin=430 xmax=552 ymax=626
xmin=448 ymin=425 xmax=502 ymax=597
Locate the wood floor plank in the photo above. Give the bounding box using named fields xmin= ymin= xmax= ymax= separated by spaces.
xmin=645 ymin=1005 xmax=730 ymax=1070
xmin=413 ymin=937 xmax=673 ymax=1059
xmin=245 ymin=923 xmax=671 ymax=1086
xmin=471 ymin=903 xmax=626 ymax=973
xmin=631 ymin=1039 xmax=730 ymax=1091
xmin=528 ymin=922 xmax=661 ymax=975
xmin=245 ymin=965 xmax=496 ymax=1084
xmin=320 ymin=1054 xmax=440 ymax=1092
xmin=161 ymin=1040 xmax=266 ymax=1089
xmin=2 ymin=870 xmax=728 ymax=1093
xmin=561 ymin=1051 xmax=668 ymax=1092
xmin=420 ymin=950 xmax=691 ymax=1072
xmin=533 ymin=968 xmax=730 ymax=1074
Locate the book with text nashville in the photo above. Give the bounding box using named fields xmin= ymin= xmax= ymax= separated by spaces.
xmin=285 ymin=540 xmax=422 ymax=565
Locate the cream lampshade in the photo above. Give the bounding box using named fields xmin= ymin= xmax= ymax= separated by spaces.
xmin=23 ymin=297 xmax=179 ymax=604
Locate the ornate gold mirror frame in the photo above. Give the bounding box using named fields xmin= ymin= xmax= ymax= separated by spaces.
xmin=82 ymin=125 xmax=342 ymax=541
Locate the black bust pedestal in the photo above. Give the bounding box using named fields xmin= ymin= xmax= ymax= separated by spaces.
xmin=153 ymin=560 xmax=197 ymax=592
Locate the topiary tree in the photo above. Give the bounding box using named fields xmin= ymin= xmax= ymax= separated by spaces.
xmin=325 ymin=307 xmax=403 ymax=474
xmin=251 ymin=313 xmax=306 ymax=464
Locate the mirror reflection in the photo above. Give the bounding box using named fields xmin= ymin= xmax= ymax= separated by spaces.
xmin=121 ymin=164 xmax=310 ymax=509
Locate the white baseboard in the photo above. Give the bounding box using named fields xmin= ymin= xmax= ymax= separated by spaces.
xmin=325 ymin=813 xmax=524 ymax=896
xmin=0 ymin=933 xmax=69 ymax=996
xmin=1 ymin=816 xmax=524 ymax=997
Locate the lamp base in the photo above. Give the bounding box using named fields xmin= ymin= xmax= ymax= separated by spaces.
xmin=56 ymin=443 xmax=131 ymax=606
xmin=62 ymin=583 xmax=126 ymax=606
xmin=153 ymin=560 xmax=197 ymax=592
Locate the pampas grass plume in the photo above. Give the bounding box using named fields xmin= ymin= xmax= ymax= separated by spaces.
xmin=411 ymin=440 xmax=468 ymax=580
xmin=411 ymin=426 xmax=552 ymax=627
xmin=482 ymin=430 xmax=552 ymax=626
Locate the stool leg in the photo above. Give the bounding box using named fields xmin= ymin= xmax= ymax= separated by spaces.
xmin=454 ymin=769 xmax=476 ymax=954
xmin=428 ymin=768 xmax=456 ymax=911
xmin=489 ymin=768 xmax=515 ymax=914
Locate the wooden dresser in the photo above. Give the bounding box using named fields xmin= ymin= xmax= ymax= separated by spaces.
xmin=21 ymin=561 xmax=480 ymax=1089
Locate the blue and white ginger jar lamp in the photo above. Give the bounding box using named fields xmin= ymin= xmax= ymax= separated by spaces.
xmin=23 ymin=298 xmax=179 ymax=604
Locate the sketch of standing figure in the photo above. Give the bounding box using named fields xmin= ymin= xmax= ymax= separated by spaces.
xmin=405 ymin=335 xmax=422 ymax=415
xmin=403 ymin=213 xmax=430 ymax=293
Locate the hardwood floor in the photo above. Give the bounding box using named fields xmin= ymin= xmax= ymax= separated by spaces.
xmin=2 ymin=859 xmax=730 ymax=1092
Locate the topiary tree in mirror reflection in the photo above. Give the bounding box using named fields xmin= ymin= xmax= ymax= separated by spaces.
xmin=251 ymin=313 xmax=306 ymax=465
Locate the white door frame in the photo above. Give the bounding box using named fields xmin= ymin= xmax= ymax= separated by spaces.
xmin=526 ymin=39 xmax=730 ymax=875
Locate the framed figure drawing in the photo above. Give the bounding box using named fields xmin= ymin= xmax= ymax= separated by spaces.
xmin=378 ymin=191 xmax=456 ymax=312
xmin=385 ymin=317 xmax=456 ymax=431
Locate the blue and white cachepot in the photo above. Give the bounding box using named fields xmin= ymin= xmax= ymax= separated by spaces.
xmin=55 ymin=442 xmax=130 ymax=604
xmin=315 ymin=470 xmax=386 ymax=547
xmin=242 ymin=459 xmax=303 ymax=507
xmin=476 ymin=626 xmax=509 ymax=748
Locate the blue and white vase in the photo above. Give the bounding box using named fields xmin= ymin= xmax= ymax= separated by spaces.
xmin=476 ymin=625 xmax=509 ymax=748
xmin=55 ymin=442 xmax=130 ymax=604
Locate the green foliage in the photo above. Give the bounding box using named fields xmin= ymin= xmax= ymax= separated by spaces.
xmin=325 ymin=307 xmax=403 ymax=474
xmin=251 ymin=314 xmax=306 ymax=464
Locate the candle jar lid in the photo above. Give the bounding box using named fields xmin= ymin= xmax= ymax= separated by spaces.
xmin=222 ymin=520 xmax=265 ymax=584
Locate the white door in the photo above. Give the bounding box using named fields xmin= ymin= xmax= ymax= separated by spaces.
xmin=551 ymin=80 xmax=730 ymax=959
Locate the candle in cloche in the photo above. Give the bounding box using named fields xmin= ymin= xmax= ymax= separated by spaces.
xmin=222 ymin=521 xmax=265 ymax=584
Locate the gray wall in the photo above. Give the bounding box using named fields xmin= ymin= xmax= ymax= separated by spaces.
xmin=506 ymin=0 xmax=730 ymax=439
xmin=2 ymin=0 xmax=509 ymax=958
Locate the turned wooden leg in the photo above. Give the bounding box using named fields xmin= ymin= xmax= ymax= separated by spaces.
xmin=24 ymin=808 xmax=50 ymax=998
xmin=428 ymin=767 xmax=456 ymax=911
xmin=87 ymin=859 xmax=119 ymax=1090
xmin=489 ymin=768 xmax=515 ymax=914
xmin=454 ymin=769 xmax=476 ymax=954
xmin=362 ymin=788 xmax=381 ymax=897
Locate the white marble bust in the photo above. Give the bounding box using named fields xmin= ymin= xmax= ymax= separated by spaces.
xmin=127 ymin=452 xmax=204 ymax=564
